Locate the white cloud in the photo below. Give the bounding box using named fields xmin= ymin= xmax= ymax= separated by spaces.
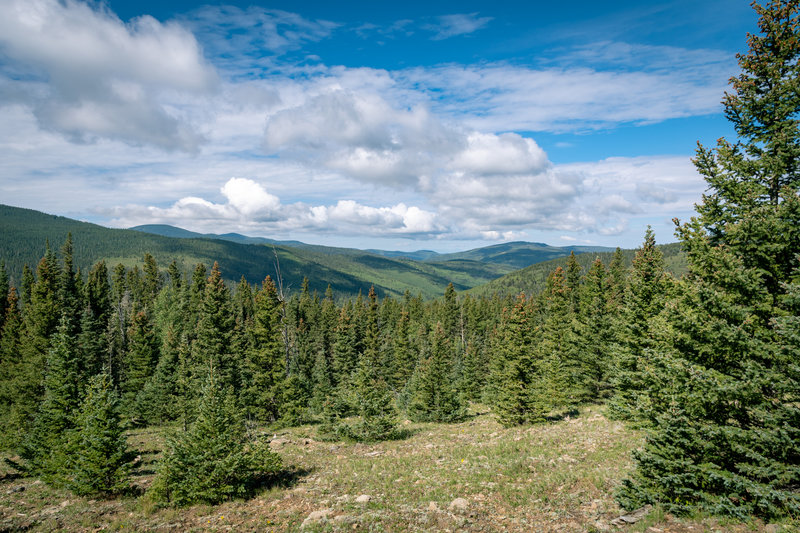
xmin=0 ymin=0 xmax=217 ymax=151
xmin=107 ymin=178 xmax=442 ymax=237
xmin=426 ymin=13 xmax=493 ymax=40
xmin=394 ymin=43 xmax=732 ymax=132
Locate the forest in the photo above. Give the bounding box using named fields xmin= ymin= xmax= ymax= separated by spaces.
xmin=0 ymin=0 xmax=798 ymax=528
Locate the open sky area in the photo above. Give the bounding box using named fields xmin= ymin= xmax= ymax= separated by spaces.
xmin=0 ymin=0 xmax=758 ymax=252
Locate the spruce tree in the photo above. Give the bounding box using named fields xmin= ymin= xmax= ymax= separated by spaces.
xmin=491 ymin=294 xmax=547 ymax=426
xmin=122 ymin=310 xmax=159 ymax=422
xmin=0 ymin=288 xmax=24 ymax=448
xmin=66 ymin=371 xmax=131 ymax=497
xmin=607 ymin=227 xmax=671 ymax=421
xmin=242 ymin=276 xmax=285 ymax=422
xmin=618 ymin=1 xmax=800 ymax=519
xmin=20 ymin=313 xmax=81 ymax=483
xmin=148 ymin=371 xmax=282 ymax=507
xmin=407 ymin=323 xmax=465 ymax=423
xmin=576 ymin=257 xmax=615 ymax=401
xmin=0 ymin=260 xmax=8 ymax=334
xmin=338 ymin=287 xmax=399 ymax=441
xmin=193 ymin=262 xmax=236 ymax=391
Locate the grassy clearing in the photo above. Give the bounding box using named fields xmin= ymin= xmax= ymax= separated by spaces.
xmin=0 ymin=405 xmax=795 ymax=532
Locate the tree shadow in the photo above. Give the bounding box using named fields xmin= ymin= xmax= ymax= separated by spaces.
xmin=251 ymin=465 xmax=313 ymax=494
xmin=545 ymin=407 xmax=580 ymax=422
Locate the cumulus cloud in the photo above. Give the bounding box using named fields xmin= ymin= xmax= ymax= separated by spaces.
xmin=108 ymin=178 xmax=443 ymax=237
xmin=0 ymin=0 xmax=217 ymax=151
xmin=426 ymin=13 xmax=493 ymax=40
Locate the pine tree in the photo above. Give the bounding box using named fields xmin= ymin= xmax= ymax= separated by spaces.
xmin=66 ymin=371 xmax=131 ymax=497
xmin=618 ymin=1 xmax=800 ymax=519
xmin=148 ymin=371 xmax=282 ymax=507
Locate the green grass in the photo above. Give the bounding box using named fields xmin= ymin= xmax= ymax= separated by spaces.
xmin=2 ymin=405 xmax=792 ymax=532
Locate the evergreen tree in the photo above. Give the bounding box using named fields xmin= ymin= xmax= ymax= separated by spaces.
xmin=407 ymin=323 xmax=465 ymax=423
xmin=58 ymin=234 xmax=82 ymax=336
xmin=66 ymin=371 xmax=131 ymax=497
xmin=0 ymin=260 xmax=8 ymax=334
xmin=607 ymin=228 xmax=671 ymax=421
xmin=576 ymin=257 xmax=615 ymax=401
xmin=0 ymin=288 xmax=24 ymax=448
xmin=142 ymin=253 xmax=162 ymax=308
xmin=148 ymin=372 xmax=282 ymax=507
xmin=243 ymin=276 xmax=286 ymax=422
xmin=618 ymin=1 xmax=800 ymax=519
xmin=193 ymin=262 xmax=236 ymax=391
xmin=19 ymin=313 xmax=81 ymax=484
xmin=79 ymin=260 xmax=112 ymax=379
xmin=20 ymin=264 xmax=34 ymax=308
xmin=121 ymin=310 xmax=159 ymax=422
xmin=491 ymin=294 xmax=548 ymax=426
xmin=337 ymin=287 xmax=399 ymax=441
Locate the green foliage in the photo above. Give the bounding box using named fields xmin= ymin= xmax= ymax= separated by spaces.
xmin=148 ymin=373 xmax=282 ymax=507
xmin=619 ymin=1 xmax=800 ymax=519
xmin=407 ymin=323 xmax=466 ymax=423
xmin=66 ymin=372 xmax=132 ymax=497
xmin=607 ymin=228 xmax=672 ymax=421
xmin=19 ymin=313 xmax=81 ymax=483
xmin=241 ymin=276 xmax=286 ymax=422
xmin=490 ymin=294 xmax=548 ymax=426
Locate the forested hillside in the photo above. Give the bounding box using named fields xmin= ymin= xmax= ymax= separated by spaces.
xmin=471 ymin=242 xmax=687 ymax=297
xmin=0 ymin=204 xmax=513 ymax=299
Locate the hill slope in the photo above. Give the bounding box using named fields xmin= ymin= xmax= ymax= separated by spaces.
xmin=469 ymin=242 xmax=687 ymax=297
xmin=0 ymin=205 xmax=512 ymax=299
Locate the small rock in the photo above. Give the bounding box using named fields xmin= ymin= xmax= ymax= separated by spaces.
xmin=364 ymin=451 xmax=383 ymax=457
xmin=764 ymin=526 xmax=780 ymax=533
xmin=610 ymin=505 xmax=652 ymax=526
xmin=270 ymin=438 xmax=289 ymax=446
xmin=60 ymin=500 xmax=70 ymax=508
xmin=428 ymin=501 xmax=439 ymax=512
xmin=448 ymin=498 xmax=469 ymax=511
xmin=301 ymin=509 xmax=332 ymax=528
xmin=6 ymin=486 xmax=24 ymax=494
xmin=593 ymin=521 xmax=611 ymax=532
xmin=355 ymin=494 xmax=371 ymax=503
xmin=334 ymin=515 xmax=351 ymax=523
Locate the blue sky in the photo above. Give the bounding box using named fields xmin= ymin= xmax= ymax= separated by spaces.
xmin=0 ymin=0 xmax=758 ymax=252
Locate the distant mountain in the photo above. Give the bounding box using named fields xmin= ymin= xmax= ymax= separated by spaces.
xmin=131 ymin=224 xmax=613 ymax=269
xmin=130 ymin=224 xmax=305 ymax=247
xmin=431 ymin=241 xmax=615 ymax=269
xmin=0 ymin=205 xmax=512 ymax=299
xmin=469 ymin=242 xmax=687 ymax=298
